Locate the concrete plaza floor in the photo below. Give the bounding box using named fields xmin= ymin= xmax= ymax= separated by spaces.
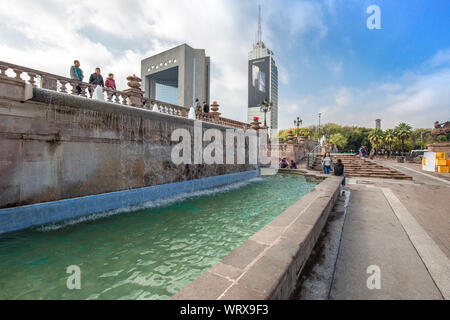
xmin=294 ymin=163 xmax=450 ymax=300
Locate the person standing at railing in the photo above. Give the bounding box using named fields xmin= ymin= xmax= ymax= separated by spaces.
xmin=70 ymin=60 xmax=84 ymax=95
xmin=105 ymin=73 xmax=116 ymax=98
xmin=105 ymin=73 xmax=116 ymax=91
xmin=88 ymin=67 xmax=104 ymax=95
xmin=202 ymin=101 xmax=209 ymax=113
xmin=194 ymin=98 xmax=202 ymax=112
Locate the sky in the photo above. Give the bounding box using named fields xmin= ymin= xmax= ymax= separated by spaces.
xmin=0 ymin=0 xmax=449 ymax=130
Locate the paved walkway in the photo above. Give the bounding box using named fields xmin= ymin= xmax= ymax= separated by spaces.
xmin=294 ymin=162 xmax=450 ymax=300
xmin=329 ymin=182 xmax=446 ymax=299
xmin=376 ymin=160 xmax=450 ymax=184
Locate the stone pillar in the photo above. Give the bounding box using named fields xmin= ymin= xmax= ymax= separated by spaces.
xmin=209 ymin=101 xmax=221 ymax=120
xmin=287 ymin=131 xmax=295 ymax=144
xmin=0 ymin=75 xmax=33 ymax=102
xmin=250 ymin=117 xmax=261 ymax=131
xmin=41 ymin=75 xmax=57 ymax=91
xmin=123 ymin=74 xmax=144 ymax=108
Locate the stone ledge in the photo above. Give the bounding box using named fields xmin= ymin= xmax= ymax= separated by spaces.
xmin=171 ymin=174 xmax=343 ymax=300
xmin=0 ymin=76 xmax=32 ymax=102
xmin=30 ymin=87 xmax=234 ymax=130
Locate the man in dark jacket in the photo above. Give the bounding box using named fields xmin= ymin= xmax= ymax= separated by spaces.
xmin=202 ymin=101 xmax=210 ymax=113
xmin=333 ymin=159 xmax=345 ymax=186
xmin=89 ymin=68 xmax=104 ymax=94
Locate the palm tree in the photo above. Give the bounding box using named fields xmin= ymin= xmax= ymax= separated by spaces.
xmin=384 ymin=129 xmax=396 ymax=155
xmin=368 ymin=129 xmax=384 ymax=153
xmin=395 ymin=122 xmax=413 ymax=154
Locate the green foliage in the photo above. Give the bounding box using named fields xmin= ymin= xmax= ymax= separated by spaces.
xmin=277 ymin=121 xmax=427 ymax=153
xmin=368 ymin=129 xmax=385 ymax=150
xmin=437 ymin=135 xmax=448 ymax=142
xmin=394 ymin=122 xmax=413 ymax=151
xmin=328 ymin=133 xmax=347 ymax=150
xmin=384 ymin=129 xmax=397 ymax=150
xmin=276 ymin=127 xmax=312 ymax=143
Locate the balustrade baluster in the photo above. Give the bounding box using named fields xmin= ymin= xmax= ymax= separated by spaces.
xmin=13 ymin=69 xmax=23 ymax=80
xmin=114 ymin=92 xmax=121 ymax=104
xmin=70 ymin=81 xmax=78 ymax=95
xmin=59 ymin=80 xmax=68 ymax=93
xmin=121 ymin=93 xmax=128 ymax=105
xmin=79 ymin=83 xmax=88 ymax=97
xmin=27 ymin=72 xmax=37 ymax=87
xmin=0 ymin=65 xmax=7 ymax=77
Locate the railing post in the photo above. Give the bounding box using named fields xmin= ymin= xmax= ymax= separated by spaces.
xmin=27 ymin=72 xmax=37 ymax=87
xmin=123 ymin=74 xmax=144 ymax=108
xmin=0 ymin=65 xmax=7 ymax=77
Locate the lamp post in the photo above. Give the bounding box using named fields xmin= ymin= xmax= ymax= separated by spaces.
xmin=420 ymin=131 xmax=424 ymax=150
xmin=318 ymin=112 xmax=322 ymax=141
xmin=294 ymin=117 xmax=302 ymax=138
xmin=260 ymin=98 xmax=272 ymax=128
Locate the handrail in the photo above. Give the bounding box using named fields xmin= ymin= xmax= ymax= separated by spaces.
xmin=303 ymin=143 xmax=322 ymax=168
xmin=0 ymin=60 xmax=248 ymax=130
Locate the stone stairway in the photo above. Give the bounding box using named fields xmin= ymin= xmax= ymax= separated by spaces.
xmin=311 ymin=153 xmax=413 ymax=180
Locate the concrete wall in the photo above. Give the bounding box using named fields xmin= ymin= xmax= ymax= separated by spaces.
xmin=172 ymin=173 xmax=343 ymax=300
xmin=0 ymin=78 xmax=255 ymax=209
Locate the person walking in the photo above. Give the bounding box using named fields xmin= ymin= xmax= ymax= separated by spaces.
xmin=89 ymin=67 xmax=104 ymax=95
xmin=70 ymin=60 xmax=84 ymax=95
xmin=202 ymin=101 xmax=210 ymax=113
xmin=322 ymin=152 xmax=332 ymax=174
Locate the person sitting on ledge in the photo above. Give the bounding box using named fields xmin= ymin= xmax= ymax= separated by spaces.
xmin=290 ymin=160 xmax=297 ymax=169
xmin=333 ymin=159 xmax=346 ymax=186
xmin=279 ymin=158 xmax=289 ymax=168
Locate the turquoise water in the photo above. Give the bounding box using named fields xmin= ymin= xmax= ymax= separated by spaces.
xmin=0 ymin=174 xmax=319 ymax=300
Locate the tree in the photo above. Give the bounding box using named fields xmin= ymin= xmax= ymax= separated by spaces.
xmin=328 ymin=133 xmax=348 ymax=150
xmin=394 ymin=122 xmax=413 ymax=153
xmin=297 ymin=127 xmax=312 ymax=137
xmin=384 ymin=129 xmax=397 ymax=152
xmin=368 ymin=129 xmax=385 ymax=151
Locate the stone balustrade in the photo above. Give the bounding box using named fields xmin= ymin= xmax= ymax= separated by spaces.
xmin=0 ymin=61 xmax=248 ymax=130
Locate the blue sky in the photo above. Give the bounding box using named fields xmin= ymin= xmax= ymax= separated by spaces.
xmin=0 ymin=0 xmax=449 ymax=129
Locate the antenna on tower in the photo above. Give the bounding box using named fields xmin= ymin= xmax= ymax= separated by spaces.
xmin=257 ymin=4 xmax=262 ymax=44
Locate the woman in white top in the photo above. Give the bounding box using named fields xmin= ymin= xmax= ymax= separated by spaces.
xmin=322 ymin=152 xmax=332 ymax=174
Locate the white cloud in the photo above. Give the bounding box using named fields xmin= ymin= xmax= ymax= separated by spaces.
xmin=0 ymin=0 xmax=330 ymax=124
xmin=278 ymin=66 xmax=450 ymax=130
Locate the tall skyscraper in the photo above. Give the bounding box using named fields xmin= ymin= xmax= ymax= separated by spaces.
xmin=247 ymin=5 xmax=278 ymax=134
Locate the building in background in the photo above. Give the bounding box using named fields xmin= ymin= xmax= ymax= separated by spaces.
xmin=247 ymin=5 xmax=278 ymax=134
xmin=375 ymin=119 xmax=381 ymax=129
xmin=141 ymin=44 xmax=210 ymax=107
